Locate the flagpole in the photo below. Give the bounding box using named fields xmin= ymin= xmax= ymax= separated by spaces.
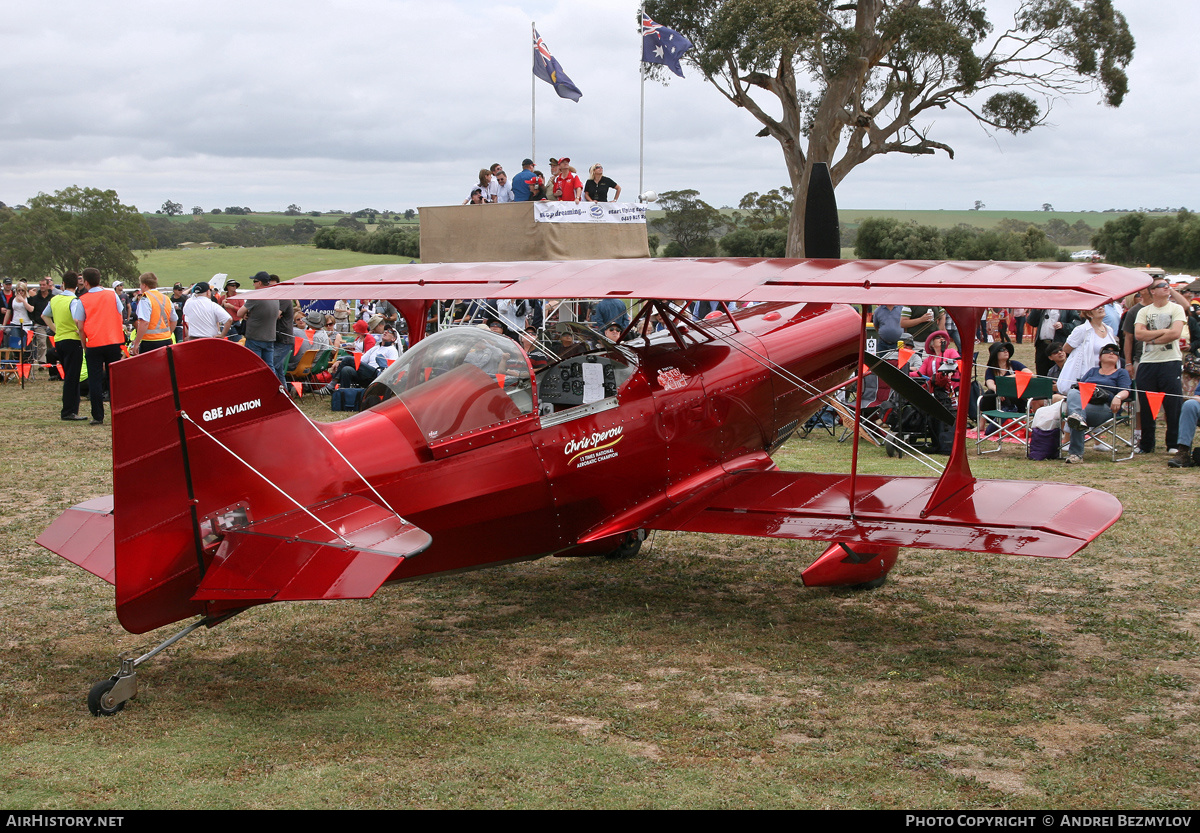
xmin=532 ymin=21 xmax=537 ymax=168
xmin=638 ymin=6 xmax=645 ymax=198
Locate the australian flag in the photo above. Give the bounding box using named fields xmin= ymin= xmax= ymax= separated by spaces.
xmin=641 ymin=14 xmax=692 ymax=78
xmin=533 ymin=29 xmax=582 ymax=102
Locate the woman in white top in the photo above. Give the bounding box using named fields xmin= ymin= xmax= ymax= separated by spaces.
xmin=5 ymin=281 xmax=34 ymax=348
xmin=1056 ymin=307 xmax=1118 ymax=393
xmin=7 ymin=281 xmax=34 ymax=327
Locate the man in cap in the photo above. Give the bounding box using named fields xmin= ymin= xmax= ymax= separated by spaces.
xmin=512 ymin=159 xmax=538 ymax=202
xmin=236 ymin=272 xmax=280 ymax=376
xmin=169 ymin=282 xmax=188 ymax=341
xmin=268 ymin=274 xmax=294 ymax=382
xmin=182 ymin=282 xmax=233 ymax=340
xmin=552 ymin=157 xmax=583 ymax=203
xmin=318 ymin=326 xmax=400 ymax=395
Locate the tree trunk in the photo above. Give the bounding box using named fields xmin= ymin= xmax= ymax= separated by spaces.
xmin=785 ymin=154 xmax=808 ymax=258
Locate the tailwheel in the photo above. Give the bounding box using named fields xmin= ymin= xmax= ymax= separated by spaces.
xmin=604 ymin=530 xmax=647 ymax=560
xmin=850 ymin=575 xmax=889 ymax=591
xmin=87 ymin=677 xmax=127 ymax=717
xmin=83 ymin=614 xmax=237 ymax=716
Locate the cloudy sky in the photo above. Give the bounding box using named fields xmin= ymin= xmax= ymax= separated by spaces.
xmin=3 ymin=0 xmax=1195 ymax=215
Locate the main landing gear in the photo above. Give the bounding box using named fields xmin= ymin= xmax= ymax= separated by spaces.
xmin=86 ymin=613 xmax=237 ymax=716
xmin=801 ymin=542 xmax=899 ymax=590
xmin=603 ymin=529 xmax=647 ymax=560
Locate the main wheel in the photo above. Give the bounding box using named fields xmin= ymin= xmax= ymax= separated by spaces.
xmin=87 ymin=678 xmax=126 ymax=717
xmin=884 ymin=435 xmax=904 ymax=458
xmin=604 ymin=531 xmax=645 ymax=560
xmin=850 ymin=575 xmax=889 ymax=591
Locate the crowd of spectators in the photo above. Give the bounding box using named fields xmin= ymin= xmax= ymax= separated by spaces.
xmin=462 ymin=157 xmax=622 ymax=205
xmin=7 ymin=265 xmax=1200 ymax=470
xmin=872 ymin=289 xmax=1200 ymax=466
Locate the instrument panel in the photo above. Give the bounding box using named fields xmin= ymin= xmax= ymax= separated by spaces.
xmin=538 ymin=355 xmax=621 ymax=405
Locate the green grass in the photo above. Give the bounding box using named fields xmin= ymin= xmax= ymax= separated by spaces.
xmin=146 ymin=211 xmax=419 ymax=229
xmin=2 ymin=337 xmax=1198 ymax=809
xmin=837 ymin=208 xmax=1128 ymax=231
xmin=136 ymin=244 xmax=418 ymax=286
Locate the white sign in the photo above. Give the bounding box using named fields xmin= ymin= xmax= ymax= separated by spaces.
xmin=533 ymin=201 xmax=647 ymax=224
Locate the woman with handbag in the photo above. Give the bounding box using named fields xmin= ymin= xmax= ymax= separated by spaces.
xmin=1056 ymin=307 xmax=1118 ymax=395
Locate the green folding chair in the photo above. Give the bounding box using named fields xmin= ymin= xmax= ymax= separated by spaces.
xmin=976 ymin=374 xmax=1054 ymax=455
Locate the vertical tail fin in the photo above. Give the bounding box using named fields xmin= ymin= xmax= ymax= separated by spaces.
xmin=101 ymin=339 xmax=426 ymax=633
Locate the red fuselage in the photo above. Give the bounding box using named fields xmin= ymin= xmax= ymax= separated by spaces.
xmin=326 ymin=302 xmax=861 ymax=581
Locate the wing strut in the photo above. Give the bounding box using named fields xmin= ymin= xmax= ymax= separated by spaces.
xmin=921 ymin=305 xmax=985 ymax=517
xmin=847 ymin=305 xmax=869 ymax=518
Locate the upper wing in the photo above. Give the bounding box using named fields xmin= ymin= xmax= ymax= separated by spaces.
xmin=250 ymin=258 xmax=1149 ymax=308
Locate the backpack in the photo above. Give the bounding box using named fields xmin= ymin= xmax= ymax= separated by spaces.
xmin=1026 ymin=308 xmax=1046 ymax=333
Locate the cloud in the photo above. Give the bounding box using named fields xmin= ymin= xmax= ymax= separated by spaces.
xmin=2 ymin=0 xmax=1195 ymax=213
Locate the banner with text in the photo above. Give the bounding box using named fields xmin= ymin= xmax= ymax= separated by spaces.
xmin=533 ymin=202 xmax=646 ymax=224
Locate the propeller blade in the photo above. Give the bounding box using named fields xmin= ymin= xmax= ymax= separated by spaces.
xmin=863 ymin=352 xmax=956 ymax=426
xmin=803 ymin=162 xmax=841 ymax=259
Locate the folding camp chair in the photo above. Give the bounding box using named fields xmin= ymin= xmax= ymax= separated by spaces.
xmin=1060 ymin=399 xmax=1136 ymax=462
xmin=800 ymin=403 xmax=838 ymax=438
xmin=838 ymin=369 xmax=892 ymax=444
xmin=0 ymin=348 xmax=21 ymax=383
xmin=290 ymin=349 xmax=335 ymax=392
xmin=975 ymin=374 xmax=1054 ymax=455
xmin=286 ymin=349 xmax=320 ymax=381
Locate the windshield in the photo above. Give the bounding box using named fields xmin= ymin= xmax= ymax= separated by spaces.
xmin=362 ymin=327 xmax=536 ymax=442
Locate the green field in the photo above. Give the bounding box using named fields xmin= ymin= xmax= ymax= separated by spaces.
xmin=137 ymin=244 xmax=417 ymax=286
xmin=837 ymin=208 xmax=1122 ymax=230
xmin=146 ymin=211 xmax=419 ymax=229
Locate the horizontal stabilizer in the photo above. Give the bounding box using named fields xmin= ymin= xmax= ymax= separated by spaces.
xmin=645 ymin=471 xmax=1121 ymax=559
xmin=35 ymin=497 xmax=116 ymax=585
xmin=195 ymin=495 xmax=432 ymax=602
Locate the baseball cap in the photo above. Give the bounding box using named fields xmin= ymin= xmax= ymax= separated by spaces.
xmin=192 ymin=281 xmax=210 ymax=294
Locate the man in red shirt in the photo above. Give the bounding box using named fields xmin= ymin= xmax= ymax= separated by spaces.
xmin=552 ymin=157 xmax=583 ymax=203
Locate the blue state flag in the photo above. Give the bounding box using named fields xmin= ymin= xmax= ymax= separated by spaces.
xmin=533 ymin=29 xmax=582 ymax=102
xmin=641 ymin=15 xmax=693 ymax=78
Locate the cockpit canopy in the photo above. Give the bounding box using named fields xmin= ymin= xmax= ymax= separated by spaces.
xmin=363 ymin=327 xmax=536 ymax=443
xmin=361 ymin=322 xmax=639 ymax=446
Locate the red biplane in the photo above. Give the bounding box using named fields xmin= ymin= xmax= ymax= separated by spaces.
xmin=38 ymin=253 xmax=1147 ymax=715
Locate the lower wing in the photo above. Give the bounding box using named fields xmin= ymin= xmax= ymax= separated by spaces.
xmin=601 ymin=469 xmax=1121 ymax=560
